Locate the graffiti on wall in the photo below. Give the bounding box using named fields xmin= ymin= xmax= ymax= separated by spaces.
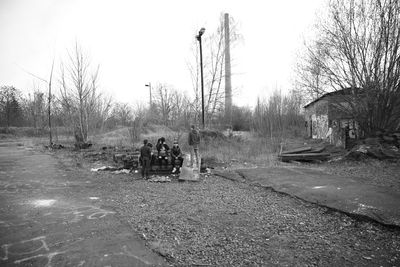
xmin=311 ymin=114 xmax=329 ymax=139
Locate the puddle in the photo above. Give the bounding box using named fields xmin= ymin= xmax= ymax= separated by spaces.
xmin=32 ymin=199 xmax=56 ymax=207
xmin=312 ymin=186 xmax=326 ymax=189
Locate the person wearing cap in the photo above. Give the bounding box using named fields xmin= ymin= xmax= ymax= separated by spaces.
xmin=188 ymin=125 xmax=200 ymax=168
xmin=171 ymin=140 xmax=183 ymax=173
xmin=140 ymin=139 xmax=152 ymax=179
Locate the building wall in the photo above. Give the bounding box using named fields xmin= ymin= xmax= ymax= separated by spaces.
xmin=304 ymin=97 xmax=361 ymax=148
xmin=304 ymin=99 xmax=329 ymax=139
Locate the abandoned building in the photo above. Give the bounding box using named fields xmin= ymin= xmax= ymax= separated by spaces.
xmin=304 ymin=89 xmax=362 ymax=148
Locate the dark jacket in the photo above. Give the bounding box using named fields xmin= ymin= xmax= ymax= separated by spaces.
xmin=156 ymin=143 xmax=169 ymax=157
xmin=171 ymin=146 xmax=182 ymax=158
xmin=188 ymin=129 xmax=200 ymax=145
xmin=140 ymin=144 xmax=152 ymax=159
xmin=156 ymin=143 xmax=169 ymax=151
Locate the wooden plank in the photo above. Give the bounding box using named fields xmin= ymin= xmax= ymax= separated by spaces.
xmin=280 ymin=153 xmax=330 ymax=158
xmin=281 ymin=146 xmax=312 ymax=155
xmin=310 ymin=146 xmax=326 ymax=153
xmin=279 ymin=153 xmax=330 ymax=162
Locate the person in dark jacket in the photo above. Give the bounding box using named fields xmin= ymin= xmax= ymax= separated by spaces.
xmin=171 ymin=140 xmax=183 ymax=173
xmin=156 ymin=137 xmax=170 ymax=166
xmin=188 ymin=125 xmax=200 ymax=168
xmin=148 ymin=142 xmax=157 ymax=165
xmin=140 ymin=139 xmax=152 ymax=179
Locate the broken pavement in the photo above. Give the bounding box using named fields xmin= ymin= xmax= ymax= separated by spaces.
xmin=219 ymin=166 xmax=400 ymax=228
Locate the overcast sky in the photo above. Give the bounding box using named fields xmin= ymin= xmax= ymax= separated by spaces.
xmin=0 ymin=0 xmax=325 ymax=107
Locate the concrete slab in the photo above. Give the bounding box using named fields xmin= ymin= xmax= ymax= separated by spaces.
xmin=0 ymin=143 xmax=167 ymax=266
xmin=235 ymin=167 xmax=400 ymax=227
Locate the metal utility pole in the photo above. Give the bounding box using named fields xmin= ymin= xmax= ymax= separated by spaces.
xmin=48 ymin=57 xmax=55 ymax=146
xmin=145 ymin=83 xmax=152 ymax=108
xmin=196 ymin=28 xmax=206 ymax=129
xmin=224 ymin=13 xmax=232 ymax=126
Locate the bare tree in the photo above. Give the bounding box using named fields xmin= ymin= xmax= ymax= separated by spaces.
xmin=152 ymin=83 xmax=174 ymax=126
xmin=299 ymin=0 xmax=400 ymax=134
xmin=112 ymin=103 xmax=133 ymax=127
xmin=26 ymin=90 xmax=45 ymax=131
xmin=19 ymin=57 xmax=55 ymax=144
xmin=252 ymin=89 xmax=304 ymax=138
xmin=59 ymin=43 xmax=100 ymax=143
xmin=295 ymin=41 xmax=328 ymax=102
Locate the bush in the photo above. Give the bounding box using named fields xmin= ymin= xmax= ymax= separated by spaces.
xmin=231 ymin=105 xmax=252 ymax=131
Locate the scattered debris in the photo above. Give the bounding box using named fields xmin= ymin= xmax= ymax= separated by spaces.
xmin=148 ymin=175 xmax=172 ymax=183
xmin=345 ymin=143 xmax=400 ymax=160
xmin=75 ymin=142 xmax=93 ymax=149
xmin=84 ymin=151 xmax=108 ymax=162
xmin=90 ymin=166 xmax=120 ymax=172
xmin=45 ymin=143 xmax=65 ymax=149
xmin=113 ymin=151 xmax=140 ymax=169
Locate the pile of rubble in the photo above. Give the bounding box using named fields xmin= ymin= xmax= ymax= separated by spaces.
xmin=279 ymin=132 xmax=400 ymax=163
xmin=345 ymin=133 xmax=400 ymax=160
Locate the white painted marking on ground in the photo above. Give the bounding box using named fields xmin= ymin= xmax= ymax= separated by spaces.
xmin=312 ymin=186 xmax=326 ymax=189
xmin=358 ymin=203 xmax=375 ymax=209
xmin=89 ymin=197 xmax=99 ymax=200
xmin=32 ymin=200 xmax=56 ymax=207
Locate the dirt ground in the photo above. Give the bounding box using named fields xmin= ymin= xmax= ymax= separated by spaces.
xmin=53 ymin=146 xmax=400 ymax=266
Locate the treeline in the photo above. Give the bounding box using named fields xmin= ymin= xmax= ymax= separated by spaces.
xmin=0 ymin=82 xmax=305 ymax=139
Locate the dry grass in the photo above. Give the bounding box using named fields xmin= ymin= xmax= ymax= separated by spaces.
xmin=93 ymin=127 xmax=133 ymax=147
xmin=92 ymin=124 xmax=180 ymax=148
xmin=20 ymin=125 xmax=304 ymax=167
xmin=80 ymin=127 xmax=293 ymax=167
xmin=199 ymin=137 xmax=278 ymax=166
xmin=3 ymin=124 xmax=310 ymax=170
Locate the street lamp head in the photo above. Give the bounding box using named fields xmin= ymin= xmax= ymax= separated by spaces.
xmin=196 ymin=28 xmax=205 ymax=41
xmin=199 ymin=27 xmax=205 ymax=36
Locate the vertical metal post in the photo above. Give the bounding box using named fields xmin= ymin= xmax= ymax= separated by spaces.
xmin=199 ymin=36 xmax=205 ymax=129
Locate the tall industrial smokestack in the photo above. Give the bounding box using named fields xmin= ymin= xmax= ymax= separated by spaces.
xmin=224 ymin=13 xmax=232 ymax=126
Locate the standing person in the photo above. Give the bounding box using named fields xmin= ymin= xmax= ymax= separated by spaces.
xmin=140 ymin=139 xmax=151 ymax=179
xmin=171 ymin=140 xmax=183 ymax=173
xmin=148 ymin=142 xmax=157 ymax=165
xmin=188 ymin=125 xmax=200 ymax=168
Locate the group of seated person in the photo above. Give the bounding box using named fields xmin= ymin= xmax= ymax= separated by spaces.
xmin=142 ymin=137 xmax=184 ymax=173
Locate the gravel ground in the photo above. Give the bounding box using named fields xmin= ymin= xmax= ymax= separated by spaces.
xmin=89 ymin=172 xmax=400 ymax=266
xmin=55 ymin=149 xmax=400 ymax=266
